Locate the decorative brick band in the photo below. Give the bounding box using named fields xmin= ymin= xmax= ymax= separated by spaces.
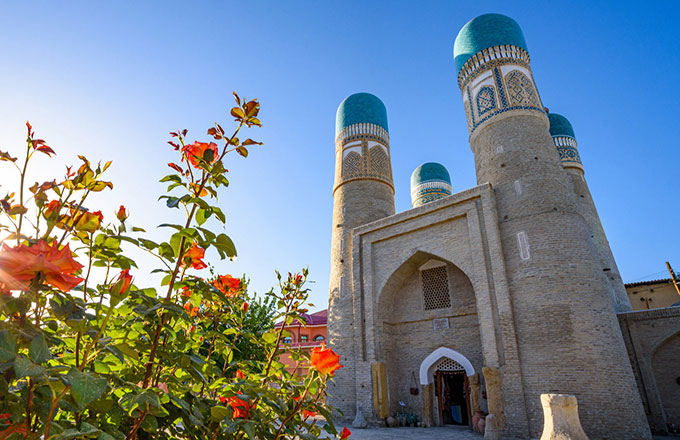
xmin=552 ymin=135 xmax=583 ymax=170
xmin=336 ymin=123 xmax=389 ymax=146
xmin=411 ymin=180 xmax=453 ymax=207
xmin=457 ymin=44 xmax=531 ymax=90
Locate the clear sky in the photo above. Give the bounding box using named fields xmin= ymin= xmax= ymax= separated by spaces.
xmin=1 ymin=1 xmax=679 ymax=311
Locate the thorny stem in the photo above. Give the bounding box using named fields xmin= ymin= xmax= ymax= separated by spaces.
xmin=43 ymin=386 xmax=70 ymax=439
xmin=130 ymin=124 xmax=244 ymax=438
xmin=16 ymin=142 xmax=31 ymax=244
xmin=273 ymin=379 xmax=314 ymax=440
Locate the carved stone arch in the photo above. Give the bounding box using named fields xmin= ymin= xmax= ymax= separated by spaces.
xmin=475 ymin=85 xmax=497 ymax=117
xmin=342 ymin=151 xmax=362 ymax=177
xmin=368 ymin=145 xmax=390 ymax=178
xmin=419 ymin=347 xmax=475 ymax=384
xmin=504 ymin=69 xmax=539 ymax=107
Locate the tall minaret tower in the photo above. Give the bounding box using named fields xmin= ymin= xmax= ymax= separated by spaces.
xmin=548 ymin=112 xmax=632 ymax=312
xmin=453 ymin=14 xmax=650 ymax=439
xmin=327 ymin=93 xmax=395 ymax=417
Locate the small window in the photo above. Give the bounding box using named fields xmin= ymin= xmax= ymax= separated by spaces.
xmin=283 ymin=337 xmax=292 ymax=344
xmin=300 ymin=335 xmax=308 ymax=342
xmin=314 ymin=335 xmax=325 ymax=342
xmin=421 ymin=266 xmax=451 ymax=310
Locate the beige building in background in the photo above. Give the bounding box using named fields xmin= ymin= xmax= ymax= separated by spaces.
xmin=626 ymin=278 xmax=680 ymax=311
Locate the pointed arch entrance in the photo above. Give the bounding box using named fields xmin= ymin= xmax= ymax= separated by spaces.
xmin=418 ymin=347 xmax=476 ymax=427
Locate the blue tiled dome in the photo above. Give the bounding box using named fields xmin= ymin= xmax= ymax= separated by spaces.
xmin=411 ymin=162 xmax=451 ymax=188
xmin=410 ymin=163 xmax=453 ymax=207
xmin=548 ymin=113 xmax=576 ymax=139
xmin=335 ymin=93 xmax=388 ymax=135
xmin=454 ymin=13 xmax=528 ymax=73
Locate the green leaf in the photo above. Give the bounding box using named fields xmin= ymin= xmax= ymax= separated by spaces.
xmin=67 ymin=368 xmax=107 ymax=409
xmin=165 ymin=197 xmax=180 ymax=209
xmin=114 ymin=343 xmax=139 ymax=361
xmin=195 ymin=209 xmax=211 ymax=226
xmin=262 ymin=332 xmax=277 ymax=344
xmin=215 ymin=234 xmax=237 ymax=259
xmin=97 ymin=432 xmax=116 ymax=440
xmin=141 ymin=415 xmax=158 ymax=432
xmin=160 ymin=174 xmax=182 ymax=183
xmin=29 ymin=333 xmax=51 ymax=363
xmin=14 ymin=356 xmax=46 ymax=378
xmin=210 ymin=405 xmax=229 ymax=421
xmin=242 ymin=422 xmax=256 ymax=439
xmin=0 ymin=331 xmax=17 ymax=362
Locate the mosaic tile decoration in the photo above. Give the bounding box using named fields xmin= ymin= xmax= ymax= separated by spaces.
xmin=460 ymin=46 xmax=545 ymax=137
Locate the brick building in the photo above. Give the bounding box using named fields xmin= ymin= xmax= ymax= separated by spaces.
xmin=275 ymin=310 xmax=327 ymax=375
xmin=324 ymin=12 xmax=680 ymax=439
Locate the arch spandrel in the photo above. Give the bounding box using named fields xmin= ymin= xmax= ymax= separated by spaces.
xmin=374 ymin=250 xmax=474 ymax=305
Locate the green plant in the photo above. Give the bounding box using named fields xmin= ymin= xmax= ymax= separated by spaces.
xmin=0 ymin=94 xmax=348 ymax=440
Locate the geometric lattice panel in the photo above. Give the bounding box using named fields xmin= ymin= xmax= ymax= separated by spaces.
xmin=505 ymin=69 xmax=538 ymax=107
xmin=421 ymin=266 xmax=451 ymax=310
xmin=434 ymin=357 xmax=464 ymax=372
xmin=342 ymin=151 xmax=362 ymax=177
xmin=369 ymin=146 xmax=390 ymax=177
xmin=475 ymin=85 xmax=496 ymax=116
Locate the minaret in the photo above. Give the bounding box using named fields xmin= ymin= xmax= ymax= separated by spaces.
xmin=410 ymin=162 xmax=452 ymax=207
xmin=548 ymin=112 xmax=632 ymax=312
xmin=453 ymin=14 xmax=650 ymax=439
xmin=327 ymin=93 xmax=395 ymax=417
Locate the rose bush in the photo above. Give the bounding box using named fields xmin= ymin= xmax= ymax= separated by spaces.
xmin=0 ymin=94 xmax=349 ymax=439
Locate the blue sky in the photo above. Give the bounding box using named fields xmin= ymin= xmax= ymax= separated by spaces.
xmin=1 ymin=1 xmax=679 ymax=310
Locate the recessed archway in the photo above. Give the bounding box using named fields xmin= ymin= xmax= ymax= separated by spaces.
xmin=419 ymin=346 xmax=475 ymax=385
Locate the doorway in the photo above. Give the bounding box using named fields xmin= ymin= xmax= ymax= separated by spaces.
xmin=435 ymin=370 xmax=470 ymax=426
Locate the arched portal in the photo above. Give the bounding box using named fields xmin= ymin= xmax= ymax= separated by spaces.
xmin=419 ymin=346 xmax=475 ymax=384
xmin=418 ymin=347 xmax=476 ymax=427
xmin=376 ymin=252 xmax=483 ymax=426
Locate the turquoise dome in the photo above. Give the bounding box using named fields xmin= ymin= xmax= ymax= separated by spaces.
xmin=335 ymin=92 xmax=388 ymax=135
xmin=548 ymin=113 xmax=576 ymax=139
xmin=410 ymin=163 xmax=452 ymax=207
xmin=454 ymin=13 xmax=528 ymax=73
xmin=411 ymin=162 xmax=451 ymax=188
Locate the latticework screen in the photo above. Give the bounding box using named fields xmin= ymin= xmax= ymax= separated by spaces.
xmin=434 ymin=357 xmax=464 ymax=372
xmin=421 ymin=266 xmax=451 ymax=310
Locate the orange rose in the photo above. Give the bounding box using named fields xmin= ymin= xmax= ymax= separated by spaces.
xmin=182 ymin=141 xmax=218 ymax=168
xmin=182 ymin=243 xmax=207 ymax=270
xmin=111 ymin=269 xmax=132 ymax=295
xmin=184 ymin=302 xmax=199 ymax=317
xmin=180 ymin=286 xmax=192 ymax=297
xmin=310 ymin=344 xmax=343 ymax=376
xmin=116 ymin=205 xmax=128 ymax=222
xmin=227 ymin=393 xmax=251 ymax=419
xmin=0 ymin=240 xmax=83 ymax=292
xmin=340 ymin=427 xmax=351 ymax=439
xmin=212 ymin=275 xmax=240 ymax=297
